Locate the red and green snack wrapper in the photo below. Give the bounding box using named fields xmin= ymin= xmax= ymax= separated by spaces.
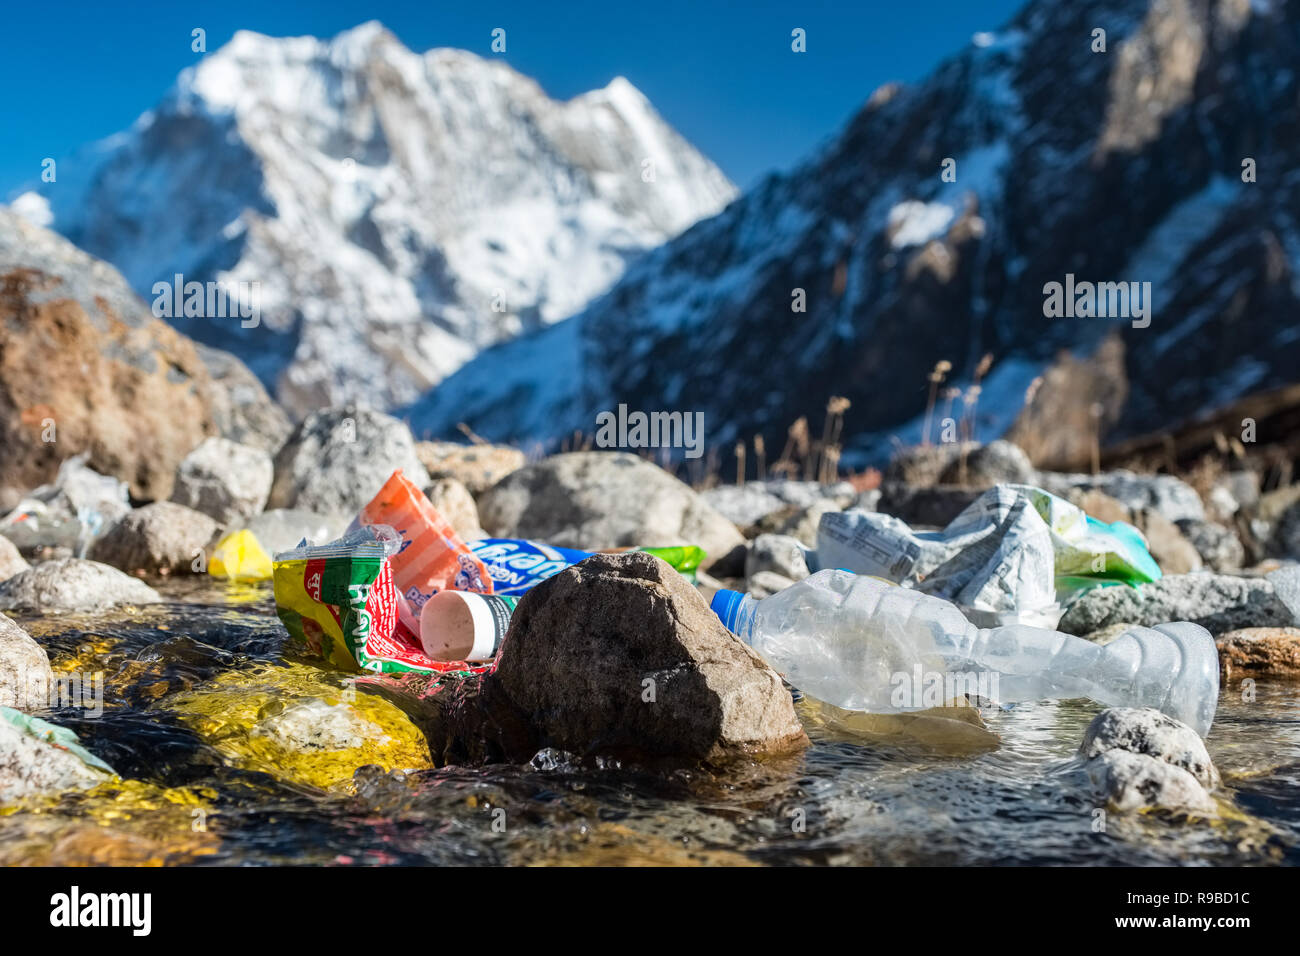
xmin=272 ymin=525 xmax=488 ymax=676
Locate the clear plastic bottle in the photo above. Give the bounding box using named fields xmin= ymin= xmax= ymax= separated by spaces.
xmin=711 ymin=570 xmax=1219 ymax=736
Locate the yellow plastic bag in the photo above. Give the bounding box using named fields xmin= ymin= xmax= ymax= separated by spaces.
xmin=208 ymin=529 xmax=273 ymax=582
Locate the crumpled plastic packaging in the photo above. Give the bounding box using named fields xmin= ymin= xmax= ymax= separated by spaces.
xmin=0 ymin=705 xmax=117 ymax=776
xmin=208 ymin=528 xmax=273 ymax=582
xmin=271 ymin=524 xmax=488 ymax=676
xmin=351 ymin=469 xmax=494 ymax=635
xmin=812 ymin=484 xmax=1162 ymax=627
xmin=0 ymin=454 xmax=130 ymax=557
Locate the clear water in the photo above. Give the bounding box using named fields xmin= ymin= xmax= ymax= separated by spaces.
xmin=4 ymin=579 xmax=1297 ymax=866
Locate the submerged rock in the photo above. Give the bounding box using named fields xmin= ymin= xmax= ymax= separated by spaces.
xmin=0 ymin=559 xmax=162 ymax=612
xmin=1085 ymin=750 xmax=1217 ymax=814
xmin=1216 ymin=628 xmax=1300 ymax=680
xmin=89 ymin=501 xmax=219 ymax=576
xmin=478 ymin=453 xmax=744 ymax=570
xmin=0 ymin=616 xmax=52 ymax=711
xmin=1079 ymin=707 xmax=1218 ymax=814
xmin=0 ymin=707 xmax=115 ymax=804
xmin=1058 ymin=572 xmax=1293 ymax=636
xmin=167 ymin=662 xmax=432 ymax=790
xmin=170 ymin=436 xmax=273 ymax=526
xmin=1080 ymin=707 xmax=1218 ymax=787
xmin=415 ymin=551 xmax=808 ymax=767
xmin=269 ymin=405 xmax=429 ymax=518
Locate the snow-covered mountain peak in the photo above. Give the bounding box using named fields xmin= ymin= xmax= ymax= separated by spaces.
xmin=18 ymin=21 xmax=737 ymax=416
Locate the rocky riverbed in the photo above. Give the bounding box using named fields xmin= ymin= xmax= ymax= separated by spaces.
xmin=4 ymin=414 xmax=1300 ymax=866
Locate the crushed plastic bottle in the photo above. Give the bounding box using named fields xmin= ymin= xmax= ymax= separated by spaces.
xmin=711 ymin=569 xmax=1219 ymax=736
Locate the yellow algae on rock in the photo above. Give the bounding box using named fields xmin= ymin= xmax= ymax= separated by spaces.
xmin=0 ymin=779 xmax=219 ymax=866
xmin=165 ymin=661 xmax=432 ymax=789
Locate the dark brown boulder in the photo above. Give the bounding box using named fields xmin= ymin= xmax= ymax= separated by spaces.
xmin=404 ymin=551 xmax=808 ymax=768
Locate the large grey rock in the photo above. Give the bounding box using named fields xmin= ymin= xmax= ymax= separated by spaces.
xmin=269 ymin=406 xmax=429 ymax=518
xmin=1037 ymin=470 xmax=1205 ymax=524
xmin=89 ymin=502 xmax=219 ymax=576
xmin=0 ymin=559 xmax=162 ymax=612
xmin=170 ymin=436 xmax=273 ymax=526
xmin=1079 ymin=707 xmax=1218 ymax=814
xmin=0 ymin=536 xmax=28 ymax=582
xmin=0 ymin=708 xmax=114 ymax=803
xmin=0 ymin=616 xmax=51 ymax=712
xmin=746 ymin=534 xmax=811 ymax=583
xmin=478 ymin=453 xmax=744 ymax=570
xmin=1080 ymin=707 xmax=1218 ymax=787
xmin=1176 ymin=518 xmax=1245 ymax=572
xmin=0 ymin=206 xmax=285 ymax=502
xmin=936 ymin=440 xmax=1035 ymax=488
xmin=415 ymin=441 xmax=526 ymax=497
xmin=413 ymin=551 xmax=808 ymax=766
xmin=192 ymin=343 xmax=292 ymax=455
xmin=1058 ymin=573 xmax=1293 ymax=637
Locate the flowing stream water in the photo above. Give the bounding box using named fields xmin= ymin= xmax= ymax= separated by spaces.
xmin=4 ymin=579 xmax=1297 ymax=866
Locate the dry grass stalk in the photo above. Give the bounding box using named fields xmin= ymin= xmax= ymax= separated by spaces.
xmin=922 ymin=360 xmax=952 ymax=447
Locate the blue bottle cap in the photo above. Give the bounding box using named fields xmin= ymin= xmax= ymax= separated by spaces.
xmin=710 ymin=588 xmax=745 ymax=632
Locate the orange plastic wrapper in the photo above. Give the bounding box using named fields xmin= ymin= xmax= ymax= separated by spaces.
xmin=353 ymin=469 xmax=493 ymax=635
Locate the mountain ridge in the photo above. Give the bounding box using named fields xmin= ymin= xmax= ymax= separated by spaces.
xmin=407 ymin=0 xmax=1299 ymax=470
xmin=12 ymin=20 xmax=737 ymax=417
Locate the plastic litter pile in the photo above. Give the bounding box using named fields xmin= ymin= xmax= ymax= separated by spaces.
xmin=268 ymin=468 xmax=702 ymax=676
xmin=262 ymin=472 xmax=1218 ymax=736
xmin=0 ymin=455 xmax=131 ymax=558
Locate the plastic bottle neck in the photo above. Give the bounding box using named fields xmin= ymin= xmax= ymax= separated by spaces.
xmin=710 ymin=589 xmax=757 ymax=643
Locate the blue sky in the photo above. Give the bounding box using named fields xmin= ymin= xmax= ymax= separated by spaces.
xmin=0 ymin=0 xmax=1025 ymax=193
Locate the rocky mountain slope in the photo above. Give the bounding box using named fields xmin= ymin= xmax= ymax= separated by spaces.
xmin=13 ymin=21 xmax=736 ymax=416
xmin=409 ymin=0 xmax=1299 ymax=470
